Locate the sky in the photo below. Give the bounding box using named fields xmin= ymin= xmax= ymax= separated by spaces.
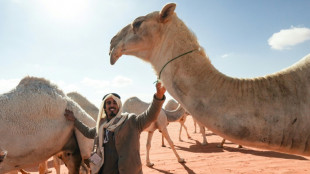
xmin=0 ymin=0 xmax=310 ymax=107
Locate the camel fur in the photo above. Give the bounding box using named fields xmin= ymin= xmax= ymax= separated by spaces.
xmin=164 ymin=99 xmax=208 ymax=145
xmin=123 ymin=96 xmax=185 ymax=167
xmin=0 ymin=76 xmax=95 ymax=173
xmin=109 ymin=3 xmax=310 ymax=156
xmin=67 ymin=92 xmax=99 ymax=121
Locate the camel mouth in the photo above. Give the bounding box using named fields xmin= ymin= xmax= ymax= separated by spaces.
xmin=109 ymin=47 xmax=123 ymax=65
xmin=110 ymin=53 xmax=120 ymax=65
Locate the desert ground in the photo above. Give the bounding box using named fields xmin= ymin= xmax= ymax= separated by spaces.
xmin=22 ymin=116 xmax=310 ymax=174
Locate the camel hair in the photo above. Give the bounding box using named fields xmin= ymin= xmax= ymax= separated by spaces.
xmin=49 ymin=91 xmax=99 ymax=174
xmin=165 ymin=99 xmax=242 ymax=148
xmin=109 ymin=3 xmax=310 ymax=156
xmin=67 ymin=92 xmax=99 ymax=121
xmin=122 ymin=96 xmax=186 ymax=167
xmin=164 ymin=99 xmax=207 ymax=145
xmin=0 ymin=76 xmax=95 ymax=173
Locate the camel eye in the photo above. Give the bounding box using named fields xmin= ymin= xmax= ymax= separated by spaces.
xmin=133 ymin=20 xmax=143 ymax=29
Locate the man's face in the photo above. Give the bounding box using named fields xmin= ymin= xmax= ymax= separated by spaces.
xmin=104 ymin=97 xmax=119 ymax=119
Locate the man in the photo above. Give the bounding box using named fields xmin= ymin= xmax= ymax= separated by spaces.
xmin=65 ymin=82 xmax=166 ymax=174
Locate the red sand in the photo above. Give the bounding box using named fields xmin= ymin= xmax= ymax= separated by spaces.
xmin=23 ymin=117 xmax=310 ymax=174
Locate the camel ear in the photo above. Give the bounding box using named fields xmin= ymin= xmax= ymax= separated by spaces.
xmin=159 ymin=3 xmax=176 ymax=23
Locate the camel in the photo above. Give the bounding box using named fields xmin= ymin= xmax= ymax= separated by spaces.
xmin=109 ymin=3 xmax=310 ymax=156
xmin=67 ymin=92 xmax=99 ymax=121
xmin=0 ymin=76 xmax=95 ymax=173
xmin=165 ymin=99 xmax=242 ymax=148
xmin=123 ymin=96 xmax=185 ymax=167
xmin=164 ymin=99 xmax=207 ymax=145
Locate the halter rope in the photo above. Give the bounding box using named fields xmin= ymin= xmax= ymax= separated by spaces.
xmin=154 ymin=48 xmax=198 ymax=83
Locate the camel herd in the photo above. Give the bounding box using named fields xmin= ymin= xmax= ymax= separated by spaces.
xmin=0 ymin=76 xmax=236 ymax=174
xmin=2 ymin=2 xmax=310 ymax=174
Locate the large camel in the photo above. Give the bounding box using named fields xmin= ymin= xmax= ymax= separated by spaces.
xmin=109 ymin=3 xmax=310 ymax=156
xmin=0 ymin=76 xmax=95 ymax=173
xmin=165 ymin=99 xmax=242 ymax=148
xmin=123 ymin=96 xmax=185 ymax=167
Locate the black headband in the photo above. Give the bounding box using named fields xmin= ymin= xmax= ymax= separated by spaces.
xmin=102 ymin=93 xmax=121 ymax=100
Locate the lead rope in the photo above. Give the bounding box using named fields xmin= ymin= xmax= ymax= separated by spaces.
xmin=154 ymin=48 xmax=198 ymax=84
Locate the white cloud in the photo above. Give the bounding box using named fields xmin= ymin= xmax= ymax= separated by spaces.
xmin=81 ymin=77 xmax=110 ymax=89
xmin=81 ymin=76 xmax=132 ymax=89
xmin=111 ymin=76 xmax=133 ymax=88
xmin=54 ymin=80 xmax=80 ymax=94
xmin=0 ymin=79 xmax=20 ymax=93
xmin=221 ymin=53 xmax=233 ymax=58
xmin=268 ymin=27 xmax=310 ymax=50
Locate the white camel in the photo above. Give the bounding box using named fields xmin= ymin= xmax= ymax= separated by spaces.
xmin=109 ymin=3 xmax=310 ymax=156
xmin=165 ymin=99 xmax=242 ymax=148
xmin=123 ymin=96 xmax=185 ymax=167
xmin=67 ymin=92 xmax=99 ymax=121
xmin=0 ymin=76 xmax=95 ymax=173
xmin=164 ymin=99 xmax=207 ymax=145
xmin=51 ymin=91 xmax=99 ymax=174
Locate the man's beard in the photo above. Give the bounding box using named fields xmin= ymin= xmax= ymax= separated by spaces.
xmin=109 ymin=112 xmax=117 ymax=117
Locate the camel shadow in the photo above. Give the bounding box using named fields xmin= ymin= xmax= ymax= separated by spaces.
xmin=223 ymin=146 xmax=308 ymax=160
xmin=175 ymin=140 xmax=308 ymax=160
xmin=150 ymin=162 xmax=196 ymax=174
xmin=175 ymin=141 xmax=225 ymax=153
xmin=148 ymin=167 xmax=174 ymax=174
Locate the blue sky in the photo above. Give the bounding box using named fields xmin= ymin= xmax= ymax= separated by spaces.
xmin=0 ymin=0 xmax=309 ymax=107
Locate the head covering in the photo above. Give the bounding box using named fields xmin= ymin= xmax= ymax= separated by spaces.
xmin=96 ymin=93 xmax=124 ymax=133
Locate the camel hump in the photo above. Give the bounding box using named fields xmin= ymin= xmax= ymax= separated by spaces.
xmin=165 ymin=99 xmax=178 ymax=111
xmin=16 ymin=76 xmax=65 ymax=97
xmin=126 ymin=96 xmax=140 ymax=102
xmin=0 ymin=76 xmax=67 ymax=131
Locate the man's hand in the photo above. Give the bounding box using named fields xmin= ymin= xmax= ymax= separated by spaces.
xmin=155 ymin=81 xmax=166 ymax=100
xmin=64 ymin=109 xmax=76 ymax=121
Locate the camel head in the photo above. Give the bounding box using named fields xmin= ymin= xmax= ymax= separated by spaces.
xmin=109 ymin=3 xmax=176 ymax=65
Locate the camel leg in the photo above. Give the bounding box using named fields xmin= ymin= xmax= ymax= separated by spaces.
xmin=161 ymin=134 xmax=166 ymax=147
xmin=198 ymin=124 xmax=207 ymax=145
xmin=192 ymin=116 xmax=197 ymax=133
xmin=217 ymin=139 xmax=243 ymax=148
xmin=19 ymin=169 xmax=30 ymax=174
xmin=39 ymin=160 xmax=52 ymax=174
xmin=217 ymin=138 xmax=226 ymax=148
xmin=161 ymin=128 xmax=185 ymax=163
xmin=146 ymin=131 xmax=154 ymax=167
xmin=181 ymin=123 xmax=192 ymax=140
xmin=178 ymin=123 xmax=183 ymax=142
xmin=53 ymin=154 xmax=62 ymax=174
